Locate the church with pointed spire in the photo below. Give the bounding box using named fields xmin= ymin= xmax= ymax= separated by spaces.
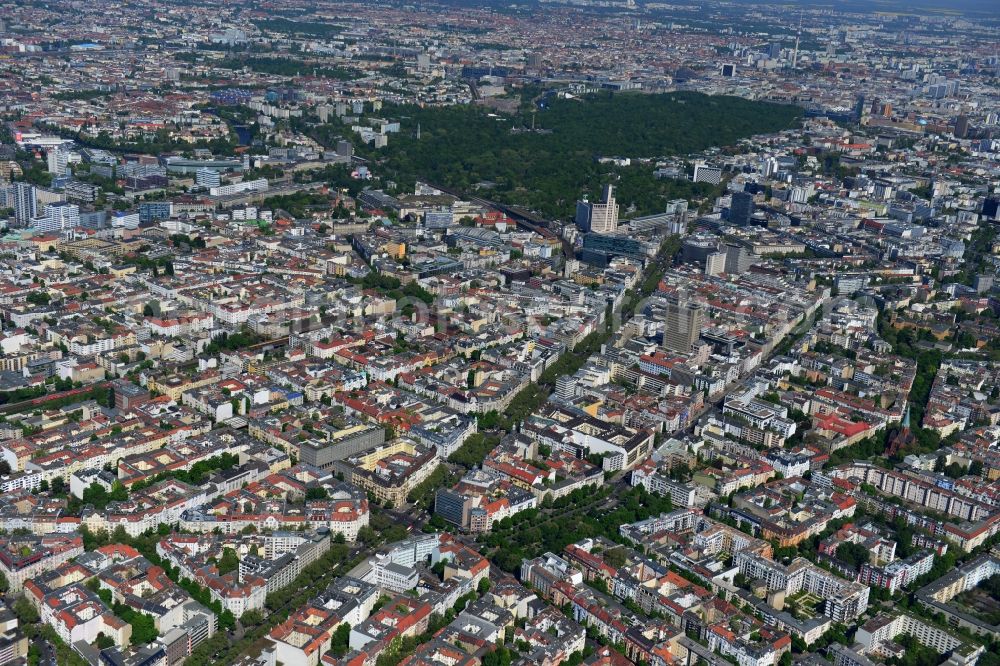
xmin=886 ymin=404 xmax=914 ymax=457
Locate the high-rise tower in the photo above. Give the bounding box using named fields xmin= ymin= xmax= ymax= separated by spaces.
xmin=664 ymin=293 xmax=704 ymax=353
xmin=575 ymin=185 xmax=619 ymax=234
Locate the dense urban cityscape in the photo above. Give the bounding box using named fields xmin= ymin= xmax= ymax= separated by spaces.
xmin=0 ymin=0 xmax=998 ymax=665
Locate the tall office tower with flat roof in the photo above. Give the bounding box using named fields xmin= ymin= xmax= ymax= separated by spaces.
xmin=664 ymin=293 xmax=704 ymax=354
xmin=575 ymin=184 xmax=619 ymax=234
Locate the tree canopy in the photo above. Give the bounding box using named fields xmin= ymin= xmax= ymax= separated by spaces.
xmin=350 ymin=91 xmax=800 ymax=219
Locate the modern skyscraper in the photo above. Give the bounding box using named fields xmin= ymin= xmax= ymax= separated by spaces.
xmin=983 ymin=196 xmax=999 ymax=219
xmin=575 ymin=184 xmax=619 ymax=234
xmin=12 ymin=182 xmax=37 ymax=227
xmin=853 ymin=94 xmax=866 ymax=122
xmin=724 ymin=243 xmax=756 ymax=275
xmin=575 ymin=199 xmax=591 ymax=231
xmin=32 ymin=201 xmax=79 ymax=234
xmin=954 ymin=114 xmax=969 ymax=139
xmin=47 ymin=147 xmax=69 ymax=176
xmin=730 ymin=191 xmax=755 ymax=226
xmin=555 ymin=375 xmax=578 ymax=402
xmin=705 ymin=251 xmax=726 ymax=276
xmin=663 ymin=293 xmax=704 ymax=354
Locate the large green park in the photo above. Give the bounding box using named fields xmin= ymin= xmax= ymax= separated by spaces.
xmin=336 ymin=90 xmax=802 ymax=219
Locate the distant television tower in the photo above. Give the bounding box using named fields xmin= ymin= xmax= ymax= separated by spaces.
xmin=792 ymin=15 xmax=802 ymax=68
